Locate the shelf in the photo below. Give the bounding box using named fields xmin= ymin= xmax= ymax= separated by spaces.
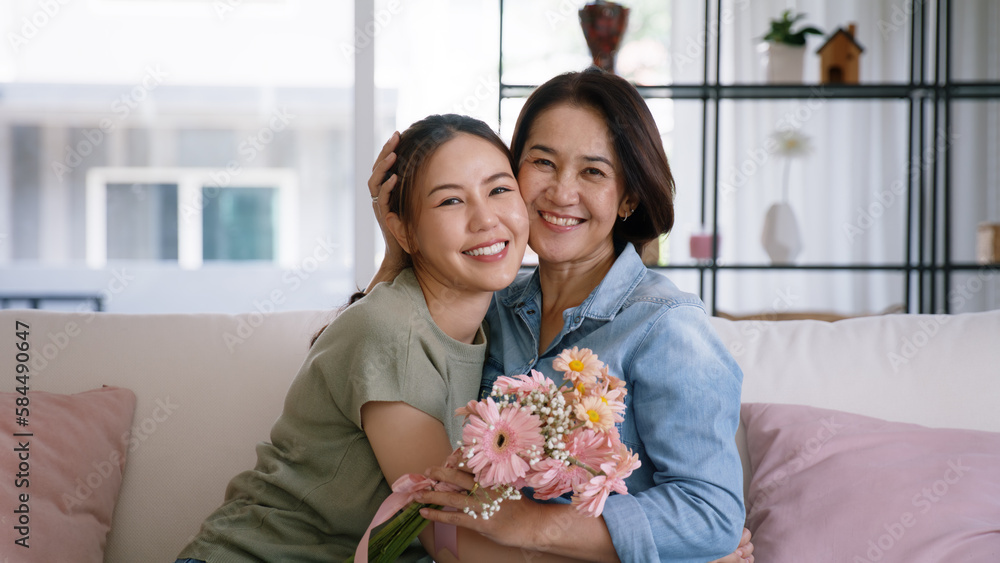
xmin=945 ymin=263 xmax=1000 ymax=271
xmin=948 ymin=82 xmax=1000 ymax=99
xmin=498 ymin=0 xmax=997 ymax=314
xmin=655 ymin=264 xmax=922 ymax=271
xmin=501 ymin=81 xmax=1000 ymax=101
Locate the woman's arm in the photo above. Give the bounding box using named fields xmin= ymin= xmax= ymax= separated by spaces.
xmin=363 ymin=132 xmax=407 ymax=293
xmin=598 ymin=304 xmax=746 ymax=562
xmin=360 ymin=401 xmax=582 ymax=563
xmin=415 ymin=466 xmax=621 ymax=563
xmin=417 ymin=468 xmax=753 ymax=563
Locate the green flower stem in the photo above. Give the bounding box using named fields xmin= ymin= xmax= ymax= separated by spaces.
xmin=373 ymin=503 xmax=421 ymax=560
xmin=782 ymin=157 xmax=791 ymax=203
xmin=382 ymin=508 xmax=433 ymax=563
xmin=344 ymin=501 xmax=439 ymax=563
xmin=566 ymin=455 xmax=602 ymax=477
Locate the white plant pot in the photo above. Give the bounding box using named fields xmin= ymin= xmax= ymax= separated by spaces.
xmin=761 ymin=202 xmax=802 ymax=264
xmin=760 ymin=42 xmax=805 ymax=83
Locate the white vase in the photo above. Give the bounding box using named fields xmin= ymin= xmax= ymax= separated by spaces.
xmin=761 ymin=202 xmax=802 ymax=264
xmin=760 ymin=42 xmax=805 ymax=83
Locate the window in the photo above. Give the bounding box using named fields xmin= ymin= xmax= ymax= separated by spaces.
xmin=201 ymin=187 xmax=278 ymax=262
xmin=106 ymin=183 xmax=179 ymax=260
xmin=86 ymin=168 xmax=298 ymax=269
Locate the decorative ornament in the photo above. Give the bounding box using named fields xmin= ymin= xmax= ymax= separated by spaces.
xmin=761 ymin=129 xmax=812 ymax=264
xmin=761 ymin=202 xmax=803 ymax=264
xmin=579 ymin=1 xmax=630 ymax=74
xmin=817 ymin=23 xmax=864 ymax=84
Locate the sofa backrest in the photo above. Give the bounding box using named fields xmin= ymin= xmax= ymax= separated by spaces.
xmin=711 ymin=310 xmax=1000 ymax=431
xmin=1 ymin=308 xmax=997 ymax=561
xmin=709 ymin=310 xmax=1000 ymax=500
xmin=0 ymin=308 xmax=330 ymax=562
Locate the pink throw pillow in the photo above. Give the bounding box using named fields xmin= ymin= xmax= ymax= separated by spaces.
xmin=742 ymin=402 xmax=1000 ymax=563
xmin=1 ymin=387 xmax=136 ymax=563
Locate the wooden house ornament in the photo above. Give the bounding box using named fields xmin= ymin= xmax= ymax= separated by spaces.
xmin=817 ymin=23 xmax=864 ymax=84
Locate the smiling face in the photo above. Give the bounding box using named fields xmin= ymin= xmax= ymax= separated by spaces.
xmin=517 ymin=103 xmax=635 ymax=268
xmin=391 ymin=132 xmax=529 ymax=296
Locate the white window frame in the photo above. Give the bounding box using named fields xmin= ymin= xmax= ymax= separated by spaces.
xmin=86 ymin=167 xmax=298 ymax=269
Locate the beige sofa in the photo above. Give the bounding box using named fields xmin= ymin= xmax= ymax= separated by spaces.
xmin=2 ymin=307 xmax=998 ymax=562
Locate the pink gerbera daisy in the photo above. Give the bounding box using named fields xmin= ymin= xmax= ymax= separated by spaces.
xmin=564 ymin=427 xmax=615 ymax=472
xmin=595 ymin=380 xmax=627 ymax=423
xmin=524 ymin=457 xmax=584 ymax=500
xmin=604 ymin=448 xmax=641 ymax=482
xmin=493 ymin=369 xmax=552 ymax=397
xmin=572 ymin=472 xmax=629 ymax=517
xmin=571 ymin=448 xmax=639 ymax=517
xmin=461 ymin=398 xmax=545 ymax=488
xmin=574 ymin=395 xmax=616 ymax=432
xmin=552 ymin=347 xmax=604 ymax=386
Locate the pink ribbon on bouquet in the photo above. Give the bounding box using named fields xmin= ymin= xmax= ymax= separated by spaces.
xmin=355 ymin=473 xmax=458 ymax=562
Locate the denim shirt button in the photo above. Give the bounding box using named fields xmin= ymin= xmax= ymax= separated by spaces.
xmin=527 ymin=309 xmax=535 ymax=315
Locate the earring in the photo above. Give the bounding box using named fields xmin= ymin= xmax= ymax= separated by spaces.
xmin=620 ymin=208 xmax=635 ymax=222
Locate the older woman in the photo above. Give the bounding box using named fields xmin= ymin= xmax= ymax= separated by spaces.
xmin=368 ymin=68 xmax=752 ymax=563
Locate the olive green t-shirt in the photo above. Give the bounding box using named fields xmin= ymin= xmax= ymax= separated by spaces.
xmin=178 ymin=269 xmax=485 ymax=562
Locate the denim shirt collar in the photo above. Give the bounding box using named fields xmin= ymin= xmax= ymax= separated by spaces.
xmin=500 ymin=241 xmax=647 ymax=324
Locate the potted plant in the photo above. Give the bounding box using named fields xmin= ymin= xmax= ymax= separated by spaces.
xmin=759 ymin=10 xmax=823 ymax=83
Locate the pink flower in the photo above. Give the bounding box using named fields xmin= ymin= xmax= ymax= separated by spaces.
xmin=524 ymin=457 xmax=579 ymax=500
xmin=493 ymin=370 xmax=552 ymax=397
xmin=455 ymin=399 xmax=478 ymax=418
xmin=594 ymin=380 xmax=626 ymax=423
xmin=565 ymin=428 xmax=615 ymax=472
xmin=604 ymin=370 xmax=626 ymax=389
xmin=460 ymin=398 xmax=545 ymax=488
xmin=572 ymin=473 xmax=624 ymax=517
xmin=571 ymin=449 xmax=638 ymax=517
xmin=604 ymin=448 xmax=641 ymax=483
xmin=574 ymin=395 xmax=616 ymax=432
xmin=552 ymin=347 xmax=604 ymax=386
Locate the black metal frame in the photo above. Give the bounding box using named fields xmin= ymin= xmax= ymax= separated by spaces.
xmin=0 ymin=294 xmax=104 ymax=311
xmin=498 ymin=0 xmax=1000 ymax=314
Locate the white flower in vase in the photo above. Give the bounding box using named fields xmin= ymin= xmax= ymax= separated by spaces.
xmin=762 ymin=129 xmax=812 ymax=264
xmin=771 ymin=129 xmax=814 ymax=202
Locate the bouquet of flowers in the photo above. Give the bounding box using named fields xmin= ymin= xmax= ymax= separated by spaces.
xmin=351 ymin=347 xmax=640 ymax=563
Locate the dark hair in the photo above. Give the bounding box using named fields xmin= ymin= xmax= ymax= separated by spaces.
xmin=312 ymin=115 xmax=513 ymax=347
xmin=510 ymin=67 xmax=675 ymax=253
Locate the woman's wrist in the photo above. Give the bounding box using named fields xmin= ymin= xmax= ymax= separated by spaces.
xmin=529 ymin=504 xmax=620 ymax=563
xmin=363 ymin=259 xmax=406 ymax=295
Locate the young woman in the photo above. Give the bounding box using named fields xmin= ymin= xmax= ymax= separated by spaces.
xmin=367 ymin=69 xmax=754 ymax=563
xmin=175 ymin=114 xmax=559 ymax=562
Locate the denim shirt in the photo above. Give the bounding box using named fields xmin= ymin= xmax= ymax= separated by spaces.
xmin=481 ymin=243 xmax=745 ymax=562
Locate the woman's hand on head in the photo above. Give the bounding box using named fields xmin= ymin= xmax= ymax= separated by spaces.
xmin=365 ymin=131 xmax=407 ymax=293
xmin=369 ymin=131 xmax=398 ymax=224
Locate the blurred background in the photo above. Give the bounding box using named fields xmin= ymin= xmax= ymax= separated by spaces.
xmin=1 ymin=0 xmax=997 ymax=316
